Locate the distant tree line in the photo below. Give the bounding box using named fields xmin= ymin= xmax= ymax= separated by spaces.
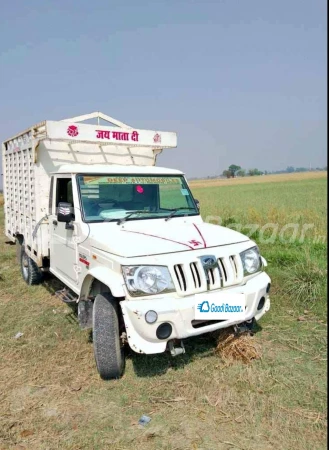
xmin=221 ymin=164 xmax=327 ymax=179
xmin=270 ymin=165 xmax=327 ymax=174
xmin=222 ymin=165 xmax=265 ymax=178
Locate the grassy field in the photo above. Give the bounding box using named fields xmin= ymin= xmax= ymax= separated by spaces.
xmin=0 ymin=172 xmax=327 ymax=450
xmin=190 ymin=171 xmax=327 ymax=240
xmin=189 ymin=171 xmax=327 ymax=187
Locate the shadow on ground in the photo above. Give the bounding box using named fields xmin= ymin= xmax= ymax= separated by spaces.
xmin=43 ymin=273 xmax=79 ymax=322
xmin=127 ymin=333 xmax=218 ymax=377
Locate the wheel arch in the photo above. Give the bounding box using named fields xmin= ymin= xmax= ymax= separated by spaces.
xmin=80 ymin=266 xmax=126 ymax=301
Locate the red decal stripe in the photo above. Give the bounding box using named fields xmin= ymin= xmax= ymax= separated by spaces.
xmin=122 ymin=229 xmax=195 ymax=249
xmin=193 ymin=224 xmax=207 ymax=248
xmin=79 ymin=258 xmax=90 ymax=266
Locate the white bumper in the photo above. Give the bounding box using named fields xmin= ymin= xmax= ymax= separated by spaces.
xmin=120 ymin=272 xmax=271 ymax=354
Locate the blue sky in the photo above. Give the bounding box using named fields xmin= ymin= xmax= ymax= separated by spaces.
xmin=0 ymin=0 xmax=327 ymax=183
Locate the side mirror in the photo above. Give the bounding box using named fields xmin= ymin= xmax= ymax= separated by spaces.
xmin=57 ymin=202 xmax=74 ymax=228
xmin=195 ymin=199 xmax=200 ymax=210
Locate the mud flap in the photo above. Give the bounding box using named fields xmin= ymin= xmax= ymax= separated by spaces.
xmin=78 ymin=300 xmax=94 ymax=329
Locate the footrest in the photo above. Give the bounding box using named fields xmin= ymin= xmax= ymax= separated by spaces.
xmin=55 ymin=288 xmax=78 ymax=304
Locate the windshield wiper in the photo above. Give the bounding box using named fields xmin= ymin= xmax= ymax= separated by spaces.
xmin=117 ymin=210 xmax=159 ymax=225
xmin=165 ymin=208 xmax=196 ymax=221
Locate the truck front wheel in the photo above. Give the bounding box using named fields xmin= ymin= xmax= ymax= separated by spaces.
xmin=93 ymin=293 xmax=125 ymax=380
xmin=20 ymin=245 xmax=43 ymax=285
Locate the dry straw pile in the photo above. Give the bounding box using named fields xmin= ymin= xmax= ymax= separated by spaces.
xmin=215 ymin=327 xmax=262 ymax=365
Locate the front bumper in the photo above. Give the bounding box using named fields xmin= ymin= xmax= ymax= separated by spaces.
xmin=120 ymin=271 xmax=271 ymax=354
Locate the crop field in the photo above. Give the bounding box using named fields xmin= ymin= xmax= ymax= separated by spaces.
xmin=189 ymin=171 xmax=327 ymax=240
xmin=0 ymin=172 xmax=327 ymax=450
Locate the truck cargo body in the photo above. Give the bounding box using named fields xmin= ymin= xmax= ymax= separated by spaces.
xmin=2 ymin=113 xmax=176 ymax=265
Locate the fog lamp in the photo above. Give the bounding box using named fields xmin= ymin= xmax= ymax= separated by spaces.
xmin=145 ymin=310 xmax=158 ymax=324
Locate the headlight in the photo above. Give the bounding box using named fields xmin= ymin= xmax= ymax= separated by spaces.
xmin=240 ymin=246 xmax=262 ymax=275
xmin=122 ymin=266 xmax=175 ymax=296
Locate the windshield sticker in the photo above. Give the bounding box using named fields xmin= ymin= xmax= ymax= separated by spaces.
xmin=106 ymin=177 xmax=180 ymax=184
xmin=83 ymin=176 xmax=100 ymax=184
xmin=136 ymin=185 xmax=144 ymax=194
xmin=181 ymin=189 xmax=189 ymax=196
xmin=82 ymin=176 xmax=181 ymax=185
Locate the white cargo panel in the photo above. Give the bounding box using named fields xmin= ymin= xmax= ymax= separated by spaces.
xmin=2 ymin=131 xmax=38 ymax=249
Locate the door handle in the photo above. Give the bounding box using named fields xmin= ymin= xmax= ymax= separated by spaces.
xmin=53 ymin=220 xmax=58 ymax=226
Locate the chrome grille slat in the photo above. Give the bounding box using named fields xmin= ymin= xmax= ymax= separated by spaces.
xmin=221 ymin=256 xmax=235 ymax=285
xmin=218 ymin=258 xmax=227 ymax=283
xmin=197 ymin=260 xmax=209 ymax=291
xmin=208 ymin=268 xmax=215 ymax=285
xmin=207 ymin=265 xmax=221 ymax=289
xmin=190 ymin=262 xmax=201 ymax=288
xmin=184 ymin=262 xmax=201 ymax=291
xmin=234 ymin=254 xmax=244 ymax=279
xmin=174 ymin=264 xmax=186 ymax=291
xmin=212 ymin=265 xmax=222 ymax=287
xmin=230 ymin=256 xmax=238 ymax=278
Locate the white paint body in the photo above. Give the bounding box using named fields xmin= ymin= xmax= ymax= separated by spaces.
xmin=2 ymin=112 xmax=270 ymax=355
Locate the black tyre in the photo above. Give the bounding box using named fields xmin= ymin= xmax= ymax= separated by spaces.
xmin=20 ymin=245 xmax=43 ymax=285
xmin=93 ymin=293 xmax=125 ymax=380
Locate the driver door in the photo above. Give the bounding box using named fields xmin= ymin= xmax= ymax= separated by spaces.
xmin=49 ymin=176 xmax=78 ymax=285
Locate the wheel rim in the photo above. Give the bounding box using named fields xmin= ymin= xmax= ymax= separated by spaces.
xmin=22 ymin=253 xmax=29 ymax=279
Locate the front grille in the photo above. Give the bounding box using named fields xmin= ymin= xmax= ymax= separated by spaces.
xmin=173 ymin=255 xmax=243 ymax=295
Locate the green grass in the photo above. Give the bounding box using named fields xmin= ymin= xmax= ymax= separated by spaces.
xmin=194 ymin=177 xmax=327 ymax=239
xmin=0 ymin=173 xmax=327 ymax=450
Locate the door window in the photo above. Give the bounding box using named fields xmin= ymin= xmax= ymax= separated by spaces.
xmin=55 ymin=178 xmax=74 ymax=206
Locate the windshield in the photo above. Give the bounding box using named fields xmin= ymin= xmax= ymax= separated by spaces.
xmin=77 ymin=174 xmax=199 ymax=223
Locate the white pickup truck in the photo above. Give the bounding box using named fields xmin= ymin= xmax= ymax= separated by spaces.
xmin=2 ymin=111 xmax=271 ymax=379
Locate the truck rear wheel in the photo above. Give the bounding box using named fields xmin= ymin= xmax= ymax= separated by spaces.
xmin=20 ymin=245 xmax=43 ymax=285
xmin=93 ymin=293 xmax=125 ymax=380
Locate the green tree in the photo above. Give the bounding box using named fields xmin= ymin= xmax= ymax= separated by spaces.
xmin=222 ymin=170 xmax=231 ymax=178
xmin=237 ymin=169 xmax=246 ymax=177
xmin=248 ymin=168 xmax=263 ymax=176
xmin=228 ymin=164 xmax=241 ymax=178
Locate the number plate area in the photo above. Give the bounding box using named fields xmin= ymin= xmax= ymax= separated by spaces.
xmin=195 ymin=292 xmax=246 ymax=320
